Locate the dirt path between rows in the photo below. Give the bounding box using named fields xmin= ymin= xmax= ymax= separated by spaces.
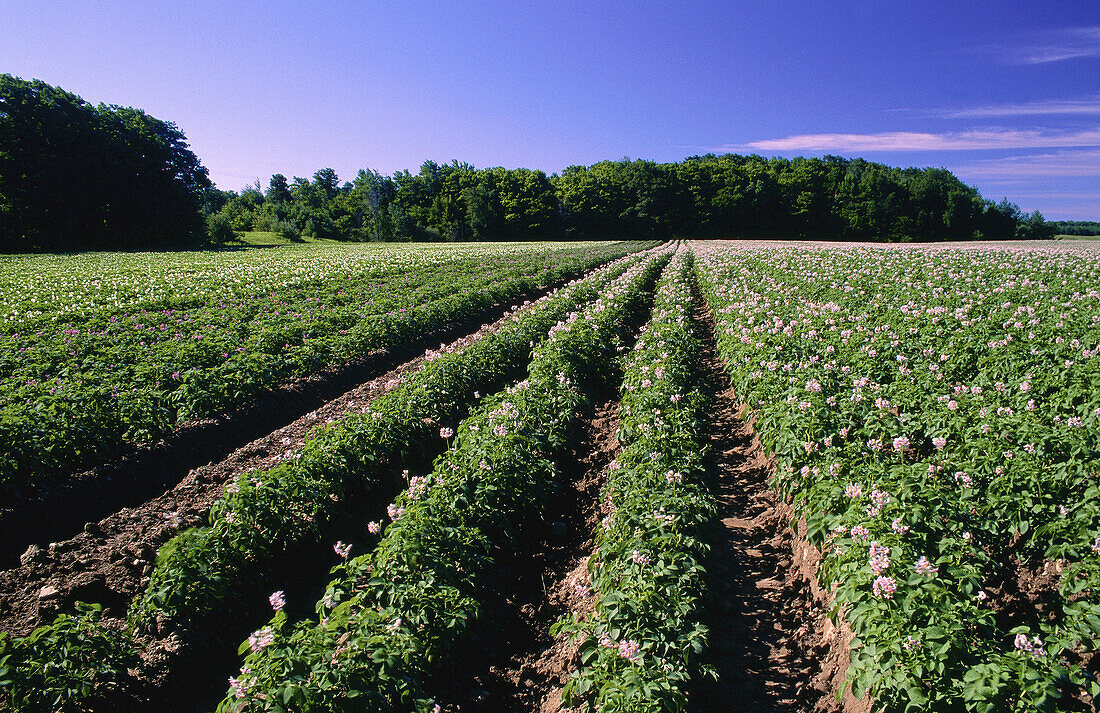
xmin=427 ymin=399 xmax=620 ymax=712
xmin=688 ymin=284 xmax=861 ymax=713
xmin=423 ymin=293 xmax=654 ymax=713
xmin=0 ymin=283 xmax=565 ymax=569
xmin=0 ymin=291 xmax=555 ymax=640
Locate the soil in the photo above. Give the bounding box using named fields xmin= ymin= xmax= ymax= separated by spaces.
xmin=0 ymin=284 xmax=564 ymax=569
xmin=423 ymin=290 xmax=654 ymax=713
xmin=0 ymin=289 xmax=556 ymax=641
xmin=985 ymin=555 xmax=1095 ymax=711
xmin=986 ymin=554 xmax=1064 ymax=632
xmin=426 ymin=399 xmax=620 ymax=713
xmin=688 ymin=285 xmax=865 ymax=713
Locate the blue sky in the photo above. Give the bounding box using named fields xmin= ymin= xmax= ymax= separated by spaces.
xmin=2 ymin=1 xmax=1097 ymax=219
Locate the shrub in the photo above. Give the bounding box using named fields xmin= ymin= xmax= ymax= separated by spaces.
xmin=206 ymin=212 xmax=237 ymax=245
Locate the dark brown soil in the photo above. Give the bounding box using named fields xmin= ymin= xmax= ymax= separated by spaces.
xmin=986 ymin=555 xmax=1064 ymax=631
xmin=985 ymin=555 xmax=1095 ymax=711
xmin=0 ymin=285 xmax=563 ymax=569
xmin=423 ymin=290 xmax=657 ymax=713
xmin=790 ymin=514 xmax=874 ymax=713
xmin=689 ymin=285 xmax=861 ymax=713
xmin=427 ymin=399 xmax=620 ymax=713
xmin=0 ymin=292 xmax=554 ymax=641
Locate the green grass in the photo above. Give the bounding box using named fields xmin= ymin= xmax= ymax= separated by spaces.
xmin=232 ymin=230 xmax=342 ymax=247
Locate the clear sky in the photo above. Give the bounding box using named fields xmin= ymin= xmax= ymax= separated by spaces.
xmin=2 ymin=1 xmax=1097 ymax=219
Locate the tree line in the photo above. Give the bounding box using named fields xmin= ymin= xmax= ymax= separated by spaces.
xmin=205 ymin=163 xmax=561 ymax=244
xmin=0 ymin=74 xmax=211 ymax=252
xmin=2 ymin=75 xmax=1054 ymax=252
xmin=1050 ymin=221 xmax=1100 ymax=237
xmin=209 ymin=155 xmax=1052 ymax=244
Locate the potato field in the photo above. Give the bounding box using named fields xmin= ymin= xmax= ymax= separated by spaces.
xmin=1 ymin=239 xmax=1099 ymax=713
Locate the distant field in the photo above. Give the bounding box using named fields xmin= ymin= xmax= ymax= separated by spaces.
xmin=0 ymin=241 xmax=642 ymax=493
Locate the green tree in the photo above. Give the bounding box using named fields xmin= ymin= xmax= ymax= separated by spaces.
xmin=0 ymin=74 xmax=210 ymax=251
xmin=266 ymin=174 xmax=291 ymax=204
xmin=462 ymin=182 xmax=495 ymax=240
xmin=1016 ymin=210 xmax=1055 ymax=240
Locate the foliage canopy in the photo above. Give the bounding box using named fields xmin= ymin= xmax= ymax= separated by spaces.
xmin=0 ymin=74 xmax=212 ymax=252
xmin=216 ymin=156 xmax=1042 ymax=244
xmin=0 ymin=75 xmax=1054 ymax=251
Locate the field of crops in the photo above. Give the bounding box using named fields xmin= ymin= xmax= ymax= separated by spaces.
xmin=696 ymin=240 xmax=1100 ymax=712
xmin=2 ymin=239 xmax=1100 ymax=713
xmin=0 ymin=242 xmax=642 ymax=497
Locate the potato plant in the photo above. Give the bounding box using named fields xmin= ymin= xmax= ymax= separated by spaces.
xmin=214 ymin=248 xmax=672 ymax=712
xmin=133 ymin=251 xmax=646 ymax=629
xmin=0 ymin=242 xmax=648 ymax=493
xmin=696 ymin=242 xmax=1100 ymax=712
xmin=556 ymin=247 xmax=715 ymax=711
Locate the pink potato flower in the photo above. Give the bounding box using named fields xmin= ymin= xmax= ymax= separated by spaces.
xmin=617 ymin=639 xmax=642 ymax=661
xmin=872 ymin=575 xmax=898 ymax=599
xmin=248 ymin=626 xmax=275 ymax=652
xmin=915 ymin=556 xmax=938 ymax=576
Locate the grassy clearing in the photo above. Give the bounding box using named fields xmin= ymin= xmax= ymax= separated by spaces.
xmin=230 ymin=231 xmax=341 ymax=247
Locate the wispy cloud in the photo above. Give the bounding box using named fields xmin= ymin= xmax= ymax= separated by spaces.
xmin=943 ymin=97 xmax=1100 ymax=118
xmin=952 ymin=149 xmax=1100 ymax=179
xmin=721 ymin=128 xmax=1100 ymax=153
xmin=989 ymin=26 xmax=1100 ymax=65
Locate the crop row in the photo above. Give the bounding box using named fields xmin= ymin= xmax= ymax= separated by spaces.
xmin=695 ymin=242 xmax=1100 ymax=712
xmin=0 ymin=241 xmax=648 ymax=493
xmin=0 ymin=247 xmax=659 ymax=712
xmin=214 ymin=246 xmax=672 ymax=711
xmin=1 ymin=243 xmax=631 ymax=330
xmin=133 ymin=249 xmax=645 ymax=629
xmin=555 ymin=246 xmax=715 ymax=711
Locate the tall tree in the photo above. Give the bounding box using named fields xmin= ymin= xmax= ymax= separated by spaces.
xmin=0 ymin=75 xmax=211 ymax=252
xmin=266 ymin=174 xmax=291 ymax=204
